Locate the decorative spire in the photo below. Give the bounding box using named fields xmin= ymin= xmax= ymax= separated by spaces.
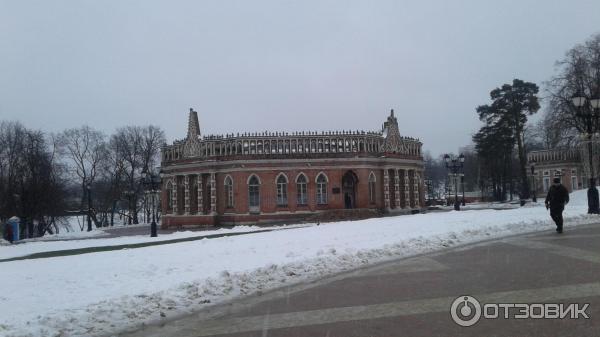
xmin=187 ymin=108 xmax=200 ymax=140
xmin=383 ymin=108 xmax=403 ymax=154
xmin=182 ymin=108 xmax=201 ymax=158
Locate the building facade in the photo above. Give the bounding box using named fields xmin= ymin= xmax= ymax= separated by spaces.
xmin=527 ymin=148 xmax=586 ymax=194
xmin=160 ymin=109 xmax=425 ymax=228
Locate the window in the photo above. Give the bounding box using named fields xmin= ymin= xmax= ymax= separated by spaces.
xmin=276 ymin=174 xmax=288 ymax=206
xmin=368 ymin=172 xmax=376 ymax=204
xmin=248 ymin=175 xmax=260 ymax=209
xmin=296 ymin=174 xmax=308 ymax=205
xmin=572 ymin=176 xmax=578 ymax=191
xmin=316 ymin=173 xmax=328 ymax=205
xmin=225 ymin=176 xmax=234 ymax=208
xmin=543 ymin=177 xmax=550 ymax=192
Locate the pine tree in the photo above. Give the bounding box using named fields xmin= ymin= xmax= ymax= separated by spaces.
xmin=476 ymin=79 xmax=540 ymax=200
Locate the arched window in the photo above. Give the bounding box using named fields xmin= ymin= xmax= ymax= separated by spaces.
xmin=276 ymin=174 xmax=288 ymax=206
xmin=296 ymin=173 xmax=308 ymax=205
xmin=368 ymin=172 xmax=376 ymax=204
xmin=316 ymin=173 xmax=328 ymax=205
xmin=224 ymin=175 xmax=234 ymax=208
xmin=248 ymin=175 xmax=260 ymax=211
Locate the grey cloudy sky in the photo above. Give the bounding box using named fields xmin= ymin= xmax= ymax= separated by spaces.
xmin=1 ymin=0 xmax=599 ymax=156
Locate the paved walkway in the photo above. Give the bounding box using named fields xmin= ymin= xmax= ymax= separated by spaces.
xmin=120 ymin=223 xmax=600 ymax=337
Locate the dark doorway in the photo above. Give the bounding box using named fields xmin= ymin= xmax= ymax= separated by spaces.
xmin=342 ymin=171 xmax=358 ymax=209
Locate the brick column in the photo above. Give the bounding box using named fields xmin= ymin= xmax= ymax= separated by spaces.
xmin=394 ymin=168 xmax=401 ymax=209
xmin=210 ymin=172 xmax=217 ymax=214
xmin=413 ymin=171 xmax=420 ymax=208
xmin=172 ymin=177 xmax=178 ymax=214
xmin=383 ymin=169 xmax=390 ymax=209
xmin=184 ymin=175 xmax=190 ymax=214
xmin=197 ymin=174 xmax=203 ymax=215
xmin=404 ymin=170 xmax=410 ymax=209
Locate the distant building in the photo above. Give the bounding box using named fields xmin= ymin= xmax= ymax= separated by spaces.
xmin=527 ymin=148 xmax=585 ymax=194
xmin=159 ymin=108 xmax=425 ymax=227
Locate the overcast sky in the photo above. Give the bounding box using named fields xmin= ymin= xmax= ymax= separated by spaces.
xmin=1 ymin=0 xmax=599 ymax=156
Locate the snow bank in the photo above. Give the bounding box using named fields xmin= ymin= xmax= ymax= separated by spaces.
xmin=438 ymin=201 xmax=519 ymax=210
xmin=0 ymin=225 xmax=297 ymax=260
xmin=0 ymin=190 xmax=596 ymax=337
xmin=17 ymin=228 xmax=109 ymax=243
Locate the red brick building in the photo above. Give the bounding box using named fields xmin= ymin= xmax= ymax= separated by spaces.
xmin=527 ymin=149 xmax=586 ymax=194
xmin=160 ymin=109 xmax=425 ymax=227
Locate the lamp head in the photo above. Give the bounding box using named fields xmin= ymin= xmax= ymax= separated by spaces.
xmin=590 ymin=96 xmax=600 ymax=109
xmin=572 ymin=93 xmax=587 ymax=108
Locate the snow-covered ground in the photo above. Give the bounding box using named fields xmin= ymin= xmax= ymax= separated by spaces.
xmin=17 ymin=227 xmax=109 ymax=243
xmin=436 ymin=201 xmax=521 ymax=210
xmin=0 ymin=225 xmax=301 ymax=260
xmin=0 ymin=190 xmax=597 ymax=337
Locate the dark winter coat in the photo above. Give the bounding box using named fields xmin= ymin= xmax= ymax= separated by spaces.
xmin=545 ymin=184 xmax=569 ymax=210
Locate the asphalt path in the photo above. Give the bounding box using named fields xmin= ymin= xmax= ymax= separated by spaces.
xmin=120 ymin=223 xmax=600 ymax=337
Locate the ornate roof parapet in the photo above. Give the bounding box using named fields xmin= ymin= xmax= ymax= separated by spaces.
xmin=199 ymin=129 xmax=383 ymax=140
xmin=162 ymin=108 xmax=422 ymax=163
xmin=527 ymin=148 xmax=581 ymax=164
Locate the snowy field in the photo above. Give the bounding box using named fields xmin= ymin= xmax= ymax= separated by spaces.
xmin=436 ymin=200 xmax=521 ymax=210
xmin=0 ymin=225 xmax=302 ymax=260
xmin=0 ymin=190 xmax=598 ymax=337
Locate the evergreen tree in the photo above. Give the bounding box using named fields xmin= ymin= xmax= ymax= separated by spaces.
xmin=476 ymin=79 xmax=540 ymax=200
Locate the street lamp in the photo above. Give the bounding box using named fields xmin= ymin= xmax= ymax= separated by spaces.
xmin=573 ymin=93 xmax=600 ymax=214
xmin=460 ymin=173 xmax=466 ymax=206
xmin=530 ymin=160 xmax=537 ymax=202
xmin=444 ymin=153 xmax=465 ymax=211
xmin=86 ymin=183 xmax=92 ymax=232
xmin=142 ymin=168 xmax=161 ymax=237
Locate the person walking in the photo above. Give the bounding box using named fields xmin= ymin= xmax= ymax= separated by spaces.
xmin=545 ymin=177 xmax=569 ymax=233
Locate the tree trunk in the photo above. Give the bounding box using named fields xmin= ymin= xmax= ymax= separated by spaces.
xmin=110 ymin=200 xmax=116 ymax=226
xmin=516 ymin=128 xmax=530 ymax=200
xmin=133 ymin=196 xmax=139 ymax=224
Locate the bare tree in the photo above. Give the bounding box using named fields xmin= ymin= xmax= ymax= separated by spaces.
xmin=58 ymin=126 xmax=108 ymax=216
xmin=95 ymin=136 xmax=127 ymax=226
xmin=532 ymin=112 xmax=579 ymax=149
xmin=112 ymin=125 xmax=165 ymax=224
xmin=545 ymin=33 xmax=600 ymax=134
xmin=0 ymin=121 xmax=67 ymax=237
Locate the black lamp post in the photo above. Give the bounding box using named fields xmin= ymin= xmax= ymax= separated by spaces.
xmin=573 ymin=93 xmax=600 ymax=214
xmin=142 ymin=168 xmax=161 ymax=237
xmin=86 ymin=183 xmax=92 ymax=232
xmin=461 ymin=173 xmax=466 ymax=206
xmin=530 ymin=161 xmax=537 ymax=203
xmin=444 ymin=153 xmax=465 ymax=211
